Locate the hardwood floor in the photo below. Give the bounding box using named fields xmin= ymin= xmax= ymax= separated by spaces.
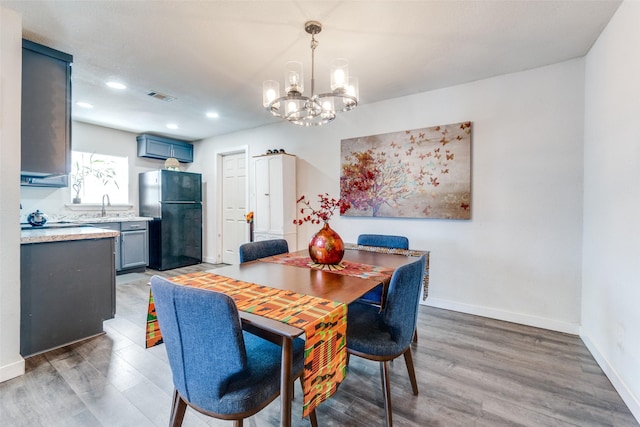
xmin=1 ymin=262 xmax=637 ymax=427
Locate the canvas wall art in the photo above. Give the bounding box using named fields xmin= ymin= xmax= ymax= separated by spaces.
xmin=340 ymin=121 xmax=472 ymax=219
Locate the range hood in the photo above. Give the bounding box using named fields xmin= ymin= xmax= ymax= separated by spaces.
xmin=20 ymin=174 xmax=68 ymax=188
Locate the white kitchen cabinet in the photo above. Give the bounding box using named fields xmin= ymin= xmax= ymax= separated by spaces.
xmin=253 ymin=154 xmax=297 ymax=251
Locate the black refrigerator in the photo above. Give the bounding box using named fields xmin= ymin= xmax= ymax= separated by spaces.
xmin=139 ymin=170 xmax=202 ymax=271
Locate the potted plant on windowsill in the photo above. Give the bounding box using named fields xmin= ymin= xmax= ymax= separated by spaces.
xmin=71 ymin=154 xmax=119 ymax=204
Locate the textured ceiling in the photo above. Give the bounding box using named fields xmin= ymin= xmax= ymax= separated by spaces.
xmin=1 ymin=0 xmax=621 ymax=141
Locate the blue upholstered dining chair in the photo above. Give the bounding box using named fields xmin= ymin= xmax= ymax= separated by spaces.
xmin=238 ymin=239 xmax=289 ymax=263
xmin=150 ymin=275 xmax=316 ymax=427
xmin=356 ymin=234 xmax=409 ymax=305
xmin=345 ymin=255 xmax=427 ymax=427
xmin=357 ymin=234 xmax=409 ymax=250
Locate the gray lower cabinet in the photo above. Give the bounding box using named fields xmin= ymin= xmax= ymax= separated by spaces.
xmin=121 ymin=222 xmax=148 ymax=270
xmin=91 ymin=221 xmax=148 ymax=273
xmin=20 ymin=237 xmax=116 ymax=357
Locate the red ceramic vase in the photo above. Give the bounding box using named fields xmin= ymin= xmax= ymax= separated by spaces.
xmin=308 ymin=222 xmax=345 ymax=265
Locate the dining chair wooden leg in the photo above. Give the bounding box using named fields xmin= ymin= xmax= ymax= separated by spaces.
xmin=380 ymin=361 xmax=393 ymax=427
xmin=309 ymin=409 xmax=319 ymax=427
xmin=170 ymin=389 xmax=187 ymax=427
xmin=413 ymin=329 xmax=418 ymax=343
xmin=233 ymin=419 xmax=243 ymax=427
xmin=403 ymin=348 xmax=419 ymax=395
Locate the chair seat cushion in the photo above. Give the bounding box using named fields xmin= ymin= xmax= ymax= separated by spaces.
xmin=357 ymin=285 xmax=383 ymax=305
xmin=346 ymin=302 xmax=406 ymax=357
xmin=214 ymin=332 xmax=305 ymax=415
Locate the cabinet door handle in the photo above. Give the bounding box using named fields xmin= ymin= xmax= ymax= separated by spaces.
xmin=264 ymin=193 xmax=269 ymax=196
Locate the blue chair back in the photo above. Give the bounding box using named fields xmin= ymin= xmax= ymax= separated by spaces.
xmin=150 ymin=276 xmax=247 ymax=407
xmin=239 ymin=239 xmax=289 ymax=263
xmin=381 ymin=255 xmax=427 ymax=348
xmin=357 ymin=234 xmax=409 ymax=250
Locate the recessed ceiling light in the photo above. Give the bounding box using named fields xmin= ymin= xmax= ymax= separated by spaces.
xmin=166 ymin=123 xmax=179 ymax=130
xmin=76 ymin=102 xmax=93 ymax=109
xmin=106 ymin=81 xmax=126 ymax=90
xmin=206 ymin=112 xmax=219 ymax=119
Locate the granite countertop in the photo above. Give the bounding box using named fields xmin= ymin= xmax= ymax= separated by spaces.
xmin=74 ymin=216 xmax=153 ymax=224
xmin=21 ymin=226 xmax=120 ymax=245
xmin=20 ymin=216 xmax=153 ymax=244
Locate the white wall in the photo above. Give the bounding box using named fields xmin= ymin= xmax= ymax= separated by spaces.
xmin=0 ymin=6 xmax=24 ymax=382
xmin=582 ymin=0 xmax=640 ymax=420
xmin=19 ymin=121 xmax=191 ymax=221
xmin=196 ymin=58 xmax=586 ymax=334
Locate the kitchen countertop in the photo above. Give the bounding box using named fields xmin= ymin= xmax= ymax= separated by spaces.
xmin=20 ymin=216 xmax=153 ymax=244
xmin=21 ymin=226 xmax=120 ymax=245
xmin=73 ymin=216 xmax=154 ymax=224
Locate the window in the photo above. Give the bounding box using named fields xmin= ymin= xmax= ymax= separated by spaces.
xmin=70 ymin=151 xmax=129 ymax=204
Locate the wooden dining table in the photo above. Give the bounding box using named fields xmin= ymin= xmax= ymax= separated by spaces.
xmin=209 ymin=248 xmax=420 ymax=427
xmin=146 ymin=247 xmax=424 ymax=426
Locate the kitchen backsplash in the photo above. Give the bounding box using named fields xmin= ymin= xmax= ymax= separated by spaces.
xmin=20 ymin=187 xmax=136 ymax=223
xmin=19 ymin=207 xmax=137 ymax=224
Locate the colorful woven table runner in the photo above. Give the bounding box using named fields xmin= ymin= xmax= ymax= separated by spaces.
xmin=146 ymin=271 xmax=347 ymax=417
xmin=344 ymin=244 xmax=431 ymax=301
xmin=259 ymin=253 xmax=395 ymax=280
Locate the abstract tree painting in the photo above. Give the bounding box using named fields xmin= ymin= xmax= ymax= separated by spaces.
xmin=340 ymin=121 xmax=472 ymax=219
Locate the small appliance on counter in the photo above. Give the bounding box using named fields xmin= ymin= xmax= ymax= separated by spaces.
xmin=26 ymin=210 xmax=48 ymax=226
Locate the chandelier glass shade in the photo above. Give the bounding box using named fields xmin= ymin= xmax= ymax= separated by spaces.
xmin=262 ymin=21 xmax=359 ymax=126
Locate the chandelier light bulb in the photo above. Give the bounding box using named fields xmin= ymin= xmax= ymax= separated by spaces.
xmin=344 ymin=77 xmax=359 ymax=108
xmin=262 ymin=80 xmax=280 ymax=108
xmin=330 ymin=59 xmax=349 ymax=92
xmin=347 ymin=84 xmax=355 ymax=97
xmin=285 ymin=61 xmax=304 ymax=94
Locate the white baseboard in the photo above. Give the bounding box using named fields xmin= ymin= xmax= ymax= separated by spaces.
xmin=424 ymin=297 xmax=580 ymax=335
xmin=581 ymin=333 xmax=640 ymax=423
xmin=0 ymin=358 xmax=24 ymax=383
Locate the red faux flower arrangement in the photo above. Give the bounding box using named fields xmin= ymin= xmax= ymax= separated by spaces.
xmin=294 ymin=193 xmax=351 ymax=225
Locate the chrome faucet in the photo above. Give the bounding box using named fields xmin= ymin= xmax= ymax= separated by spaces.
xmin=101 ymin=194 xmax=110 ymax=217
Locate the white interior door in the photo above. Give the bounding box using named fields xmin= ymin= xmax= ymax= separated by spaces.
xmin=221 ymin=152 xmax=246 ymax=264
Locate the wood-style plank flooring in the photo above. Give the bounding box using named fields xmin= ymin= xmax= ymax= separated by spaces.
xmin=1 ymin=262 xmax=637 ymax=426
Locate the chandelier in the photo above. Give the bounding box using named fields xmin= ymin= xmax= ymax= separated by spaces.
xmin=262 ymin=21 xmax=359 ymax=126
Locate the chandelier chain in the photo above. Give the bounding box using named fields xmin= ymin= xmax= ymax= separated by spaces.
xmin=310 ymin=33 xmax=318 ymax=97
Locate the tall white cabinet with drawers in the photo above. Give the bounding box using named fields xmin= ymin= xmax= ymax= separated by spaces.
xmin=253 ymin=153 xmax=297 ymax=251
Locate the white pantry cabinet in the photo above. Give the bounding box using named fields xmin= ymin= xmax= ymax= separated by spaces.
xmin=253 ymin=154 xmax=297 ymax=251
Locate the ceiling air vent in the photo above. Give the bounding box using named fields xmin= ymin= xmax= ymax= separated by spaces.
xmin=146 ymin=91 xmax=176 ymax=102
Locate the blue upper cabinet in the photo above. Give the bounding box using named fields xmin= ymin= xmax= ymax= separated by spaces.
xmin=21 ymin=40 xmax=73 ymax=183
xmin=137 ymin=134 xmax=194 ymax=163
